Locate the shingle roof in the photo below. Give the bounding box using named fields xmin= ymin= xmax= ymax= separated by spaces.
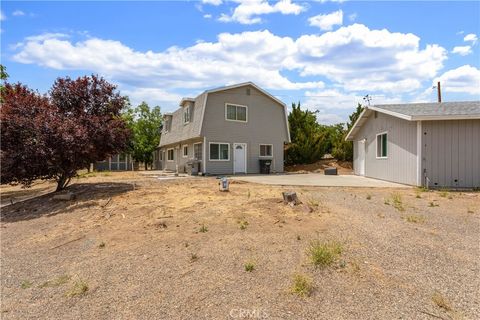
xmin=346 ymin=100 xmax=480 ymax=141
xmin=371 ymin=101 xmax=480 ymax=119
xmin=158 ymin=82 xmax=291 ymax=147
xmin=159 ymin=92 xmax=207 ymax=147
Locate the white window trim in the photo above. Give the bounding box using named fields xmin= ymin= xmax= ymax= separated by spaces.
xmin=209 ymin=142 xmax=230 ymax=161
xmin=376 ymin=131 xmax=388 ymax=159
xmin=167 ymin=148 xmax=175 ymax=162
xmin=193 ymin=142 xmax=203 ymax=160
xmin=183 ymin=106 xmax=191 ymax=125
xmin=225 ymin=103 xmax=248 ymax=123
xmin=259 ymin=144 xmax=273 ymax=158
xmin=182 ymin=144 xmax=189 ymax=158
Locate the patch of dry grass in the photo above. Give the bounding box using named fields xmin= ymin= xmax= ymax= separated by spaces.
xmin=290 ymin=274 xmax=313 ymax=297
xmin=39 ymin=275 xmax=71 ymax=288
xmin=432 ymin=290 xmax=452 ymax=312
xmin=404 ymin=214 xmax=426 ymax=223
xmin=65 ymin=279 xmax=89 ymax=297
xmin=307 ymin=240 xmax=343 ymax=268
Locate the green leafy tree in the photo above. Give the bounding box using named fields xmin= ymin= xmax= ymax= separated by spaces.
xmin=1 ymin=65 xmax=8 ymax=99
xmin=125 ymin=102 xmax=162 ymax=169
xmin=330 ymin=103 xmax=364 ymax=161
xmin=286 ymin=102 xmax=328 ymax=165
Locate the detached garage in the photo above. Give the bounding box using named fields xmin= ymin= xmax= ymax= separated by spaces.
xmin=346 ymin=101 xmax=480 ymax=188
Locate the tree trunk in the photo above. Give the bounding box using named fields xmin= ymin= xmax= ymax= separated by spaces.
xmin=144 ymin=162 xmax=148 ymax=171
xmin=56 ymin=174 xmax=71 ymax=192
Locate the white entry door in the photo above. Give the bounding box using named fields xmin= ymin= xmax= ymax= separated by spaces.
xmin=357 ymin=140 xmax=366 ymax=176
xmin=233 ymin=143 xmax=247 ymax=174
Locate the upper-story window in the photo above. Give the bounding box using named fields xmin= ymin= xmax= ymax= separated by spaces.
xmin=225 ymin=104 xmax=247 ymax=122
xmin=164 ymin=117 xmax=172 ymax=132
xmin=183 ymin=106 xmax=191 ymax=124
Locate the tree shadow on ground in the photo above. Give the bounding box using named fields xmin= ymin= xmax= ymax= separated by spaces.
xmin=1 ymin=182 xmax=134 ymax=223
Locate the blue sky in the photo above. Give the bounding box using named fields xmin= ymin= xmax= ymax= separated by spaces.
xmin=1 ymin=0 xmax=479 ymax=124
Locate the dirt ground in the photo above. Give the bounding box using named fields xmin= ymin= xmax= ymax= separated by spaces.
xmin=1 ymin=172 xmax=479 ymax=319
xmin=285 ymin=159 xmax=353 ymax=175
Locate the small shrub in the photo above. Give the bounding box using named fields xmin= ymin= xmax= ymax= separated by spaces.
xmin=467 ymin=208 xmax=474 ymax=214
xmin=307 ymin=240 xmax=343 ymax=268
xmin=404 ymin=214 xmax=425 ymax=223
xmin=297 ymin=235 xmax=301 ymax=241
xmin=190 ymin=253 xmax=198 ymax=262
xmin=247 ymin=190 xmax=251 ymax=199
xmin=438 ymin=189 xmax=449 ymax=198
xmin=98 ymin=242 xmax=105 ymax=248
xmin=432 ymin=291 xmax=452 ymax=312
xmin=238 ymin=220 xmax=249 ymax=230
xmin=20 ymin=280 xmax=32 ymax=289
xmin=429 ymin=201 xmax=439 ymax=207
xmin=291 ymin=274 xmax=313 ymax=297
xmin=244 ymin=262 xmax=255 ymax=272
xmin=39 ymin=275 xmax=71 ymax=288
xmin=66 ymin=279 xmax=89 ymax=297
xmin=391 ymin=193 xmax=405 ymax=211
xmin=366 ymin=194 xmax=371 ymax=200
xmin=384 ymin=199 xmax=390 ymax=205
xmin=199 ymin=224 xmax=208 ymax=233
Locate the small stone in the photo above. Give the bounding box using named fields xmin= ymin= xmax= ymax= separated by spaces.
xmin=52 ymin=192 xmax=75 ymax=201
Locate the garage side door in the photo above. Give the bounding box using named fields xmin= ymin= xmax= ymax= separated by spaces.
xmin=422 ymin=120 xmax=480 ymax=188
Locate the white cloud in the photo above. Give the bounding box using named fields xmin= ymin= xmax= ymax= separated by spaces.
xmin=463 ymin=33 xmax=478 ymax=44
xmin=12 ymin=24 xmax=449 ymax=112
xmin=348 ymin=13 xmax=357 ymax=22
xmin=295 ymin=24 xmax=447 ymax=93
xmin=308 ymin=10 xmax=343 ymax=31
xmin=218 ymin=0 xmax=305 ymax=24
xmin=13 ymin=30 xmax=323 ymax=92
xmin=203 ymin=14 xmax=212 ymax=19
xmin=452 ymin=45 xmax=472 ymax=56
xmin=0 ymin=10 xmax=5 ymax=21
xmin=123 ymin=87 xmax=183 ymax=108
xmin=12 ymin=10 xmax=25 ymax=16
xmin=433 ymin=65 xmax=480 ymax=96
xmin=303 ymin=89 xmax=402 ymax=124
xmin=202 ymin=0 xmax=222 ymax=5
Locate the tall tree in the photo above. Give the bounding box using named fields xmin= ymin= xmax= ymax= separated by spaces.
xmin=124 ymin=102 xmax=162 ymax=169
xmin=1 ymin=75 xmax=131 ymax=191
xmin=286 ymin=102 xmax=327 ymax=165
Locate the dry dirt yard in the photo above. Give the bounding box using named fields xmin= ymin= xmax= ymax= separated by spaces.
xmin=1 ymin=172 xmax=479 ymax=320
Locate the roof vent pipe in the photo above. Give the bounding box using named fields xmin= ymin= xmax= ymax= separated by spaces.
xmin=437 ymin=81 xmax=442 ymax=103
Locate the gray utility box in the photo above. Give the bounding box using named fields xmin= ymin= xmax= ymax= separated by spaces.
xmin=324 ymin=167 xmax=338 ymax=175
xmin=186 ymin=160 xmax=201 ymax=175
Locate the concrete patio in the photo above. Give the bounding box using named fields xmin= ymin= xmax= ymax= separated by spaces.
xmin=232 ymin=173 xmax=410 ymax=188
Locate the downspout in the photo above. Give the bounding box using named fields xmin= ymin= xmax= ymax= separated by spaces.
xmin=416 ymin=121 xmax=422 ymax=186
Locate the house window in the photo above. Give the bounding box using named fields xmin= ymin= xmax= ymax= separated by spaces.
xmin=194 ymin=143 xmax=203 ymax=160
xmin=183 ymin=107 xmax=191 ymax=124
xmin=183 ymin=145 xmax=188 ymax=158
xmin=226 ymin=104 xmax=247 ymax=122
xmin=164 ymin=118 xmax=171 ymax=132
xmin=209 ymin=143 xmax=229 ymax=161
xmin=259 ymin=144 xmax=273 ymax=157
xmin=376 ymin=132 xmax=388 ymax=158
xmin=167 ymin=149 xmax=174 ymax=161
xmin=159 ymin=150 xmax=163 ymax=161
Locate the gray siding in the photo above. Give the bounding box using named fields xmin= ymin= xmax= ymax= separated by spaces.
xmin=201 ymin=85 xmax=288 ymax=174
xmin=422 ymin=119 xmax=480 ymax=188
xmin=94 ymin=154 xmax=132 ymax=171
xmin=159 ymin=93 xmax=206 ymax=146
xmin=158 ymin=138 xmax=203 ymax=173
xmin=354 ymin=112 xmax=417 ymax=185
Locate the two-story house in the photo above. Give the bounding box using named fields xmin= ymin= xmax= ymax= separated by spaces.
xmin=153 ymin=82 xmax=291 ymax=175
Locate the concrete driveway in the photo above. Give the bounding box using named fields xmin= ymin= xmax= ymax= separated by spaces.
xmin=232 ymin=173 xmax=410 ymax=188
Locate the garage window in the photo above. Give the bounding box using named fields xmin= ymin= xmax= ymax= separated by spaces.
xmin=376 ymin=132 xmax=388 ymax=158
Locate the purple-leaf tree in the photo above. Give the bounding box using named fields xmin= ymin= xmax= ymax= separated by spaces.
xmin=1 ymin=75 xmax=131 ymax=191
